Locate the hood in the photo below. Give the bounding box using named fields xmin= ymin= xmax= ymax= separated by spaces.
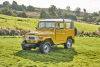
xmin=26 ymin=29 xmax=54 ymax=36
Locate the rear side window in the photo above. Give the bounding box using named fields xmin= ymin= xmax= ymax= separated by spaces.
xmin=66 ymin=23 xmax=71 ymax=29
xmin=59 ymin=23 xmax=64 ymax=29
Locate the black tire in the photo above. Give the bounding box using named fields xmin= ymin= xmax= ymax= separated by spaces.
xmin=64 ymin=38 xmax=72 ymax=49
xmin=39 ymin=41 xmax=51 ymax=53
xmin=21 ymin=40 xmax=31 ymax=50
xmin=74 ymin=27 xmax=77 ymax=36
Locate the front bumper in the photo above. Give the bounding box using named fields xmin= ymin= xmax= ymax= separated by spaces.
xmin=23 ymin=43 xmax=36 ymax=47
xmin=21 ymin=40 xmax=39 ymax=48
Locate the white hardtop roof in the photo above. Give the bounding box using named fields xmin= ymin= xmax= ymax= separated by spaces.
xmin=40 ymin=19 xmax=72 ymax=22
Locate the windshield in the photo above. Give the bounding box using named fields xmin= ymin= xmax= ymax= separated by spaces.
xmin=39 ymin=21 xmax=55 ymax=28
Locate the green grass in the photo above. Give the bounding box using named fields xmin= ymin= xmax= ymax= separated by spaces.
xmin=0 ymin=37 xmax=100 ymax=67
xmin=0 ymin=14 xmax=100 ymax=32
xmin=75 ymin=22 xmax=100 ymax=32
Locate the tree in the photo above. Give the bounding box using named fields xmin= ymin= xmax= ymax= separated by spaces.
xmin=11 ymin=1 xmax=23 ymax=11
xmin=75 ymin=7 xmax=81 ymax=17
xmin=82 ymin=15 xmax=96 ymax=22
xmin=1 ymin=6 xmax=15 ymax=16
xmin=17 ymin=11 xmax=27 ymax=18
xmin=26 ymin=5 xmax=35 ymax=12
xmin=57 ymin=8 xmax=63 ymax=18
xmin=66 ymin=6 xmax=70 ymax=12
xmin=98 ymin=11 xmax=100 ymax=15
xmin=83 ymin=8 xmax=86 ymax=13
xmin=63 ymin=13 xmax=77 ymax=20
xmin=11 ymin=1 xmax=18 ymax=10
xmin=48 ymin=5 xmax=58 ymax=18
xmin=21 ymin=4 xmax=26 ymax=11
xmin=92 ymin=12 xmax=99 ymax=17
xmin=40 ymin=9 xmax=50 ymax=18
xmin=3 ymin=1 xmax=10 ymax=7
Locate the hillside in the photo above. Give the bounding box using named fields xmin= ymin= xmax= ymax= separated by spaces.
xmin=0 ymin=14 xmax=40 ymax=30
xmin=75 ymin=22 xmax=100 ymax=32
xmin=0 ymin=14 xmax=100 ymax=32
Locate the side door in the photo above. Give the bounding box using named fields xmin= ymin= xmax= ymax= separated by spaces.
xmin=55 ymin=22 xmax=66 ymax=41
xmin=65 ymin=22 xmax=74 ymax=39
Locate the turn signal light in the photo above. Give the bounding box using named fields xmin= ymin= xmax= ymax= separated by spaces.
xmin=22 ymin=36 xmax=25 ymax=39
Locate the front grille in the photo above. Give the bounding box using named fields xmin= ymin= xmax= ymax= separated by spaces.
xmin=29 ymin=37 xmax=35 ymax=40
xmin=26 ymin=36 xmax=35 ymax=40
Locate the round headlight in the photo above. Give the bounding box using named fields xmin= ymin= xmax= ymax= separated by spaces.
xmin=35 ymin=36 xmax=39 ymax=40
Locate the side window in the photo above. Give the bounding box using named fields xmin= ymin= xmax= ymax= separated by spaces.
xmin=39 ymin=22 xmax=45 ymax=28
xmin=56 ymin=22 xmax=64 ymax=29
xmin=59 ymin=23 xmax=64 ymax=29
xmin=66 ymin=23 xmax=71 ymax=29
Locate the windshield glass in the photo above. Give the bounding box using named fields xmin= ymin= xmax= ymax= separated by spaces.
xmin=39 ymin=21 xmax=55 ymax=28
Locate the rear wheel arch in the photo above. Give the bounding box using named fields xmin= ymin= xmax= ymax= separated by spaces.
xmin=67 ymin=36 xmax=74 ymax=43
xmin=67 ymin=36 xmax=72 ymax=40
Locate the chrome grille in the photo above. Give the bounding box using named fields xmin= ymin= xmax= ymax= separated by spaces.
xmin=26 ymin=36 xmax=35 ymax=40
xmin=29 ymin=37 xmax=35 ymax=40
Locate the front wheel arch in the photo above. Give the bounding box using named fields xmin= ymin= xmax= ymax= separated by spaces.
xmin=44 ymin=38 xmax=54 ymax=45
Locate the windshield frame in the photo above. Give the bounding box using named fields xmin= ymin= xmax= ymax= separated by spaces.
xmin=38 ymin=21 xmax=56 ymax=29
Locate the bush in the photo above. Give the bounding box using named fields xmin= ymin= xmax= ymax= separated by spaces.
xmin=78 ymin=31 xmax=100 ymax=37
xmin=17 ymin=11 xmax=27 ymax=18
xmin=0 ymin=27 xmax=30 ymax=36
xmin=63 ymin=13 xmax=77 ymax=20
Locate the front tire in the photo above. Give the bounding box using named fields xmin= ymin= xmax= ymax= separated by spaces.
xmin=64 ymin=38 xmax=72 ymax=48
xmin=39 ymin=41 xmax=51 ymax=53
xmin=21 ymin=40 xmax=31 ymax=50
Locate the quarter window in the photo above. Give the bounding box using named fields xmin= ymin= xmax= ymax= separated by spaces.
xmin=59 ymin=23 xmax=64 ymax=29
xmin=66 ymin=23 xmax=71 ymax=29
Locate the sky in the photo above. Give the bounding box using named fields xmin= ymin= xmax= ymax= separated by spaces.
xmin=0 ymin=0 xmax=100 ymax=13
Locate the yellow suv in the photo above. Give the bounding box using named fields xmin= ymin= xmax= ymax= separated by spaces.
xmin=21 ymin=19 xmax=77 ymax=53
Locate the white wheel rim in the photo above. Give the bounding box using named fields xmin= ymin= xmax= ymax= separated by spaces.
xmin=67 ymin=39 xmax=72 ymax=48
xmin=43 ymin=44 xmax=49 ymax=53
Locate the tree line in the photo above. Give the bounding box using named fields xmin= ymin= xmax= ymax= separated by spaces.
xmin=0 ymin=1 xmax=100 ymax=23
xmin=0 ymin=1 xmax=35 ymax=18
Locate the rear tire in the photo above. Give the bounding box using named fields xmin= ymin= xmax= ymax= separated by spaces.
xmin=64 ymin=38 xmax=72 ymax=48
xmin=74 ymin=27 xmax=77 ymax=36
xmin=39 ymin=41 xmax=51 ymax=53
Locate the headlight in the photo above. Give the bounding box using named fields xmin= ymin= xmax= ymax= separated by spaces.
xmin=34 ymin=36 xmax=38 ymax=40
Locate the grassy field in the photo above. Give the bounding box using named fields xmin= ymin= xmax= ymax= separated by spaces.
xmin=75 ymin=22 xmax=100 ymax=32
xmin=0 ymin=14 xmax=100 ymax=67
xmin=0 ymin=14 xmax=100 ymax=32
xmin=0 ymin=37 xmax=100 ymax=67
xmin=0 ymin=14 xmax=40 ymax=30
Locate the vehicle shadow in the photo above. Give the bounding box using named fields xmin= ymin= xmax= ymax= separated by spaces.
xmin=14 ymin=47 xmax=77 ymax=63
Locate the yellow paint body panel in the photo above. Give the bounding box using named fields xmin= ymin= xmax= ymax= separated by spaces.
xmin=25 ymin=21 xmax=75 ymax=45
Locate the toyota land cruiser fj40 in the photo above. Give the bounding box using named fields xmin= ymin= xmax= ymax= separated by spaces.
xmin=21 ymin=19 xmax=77 ymax=53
